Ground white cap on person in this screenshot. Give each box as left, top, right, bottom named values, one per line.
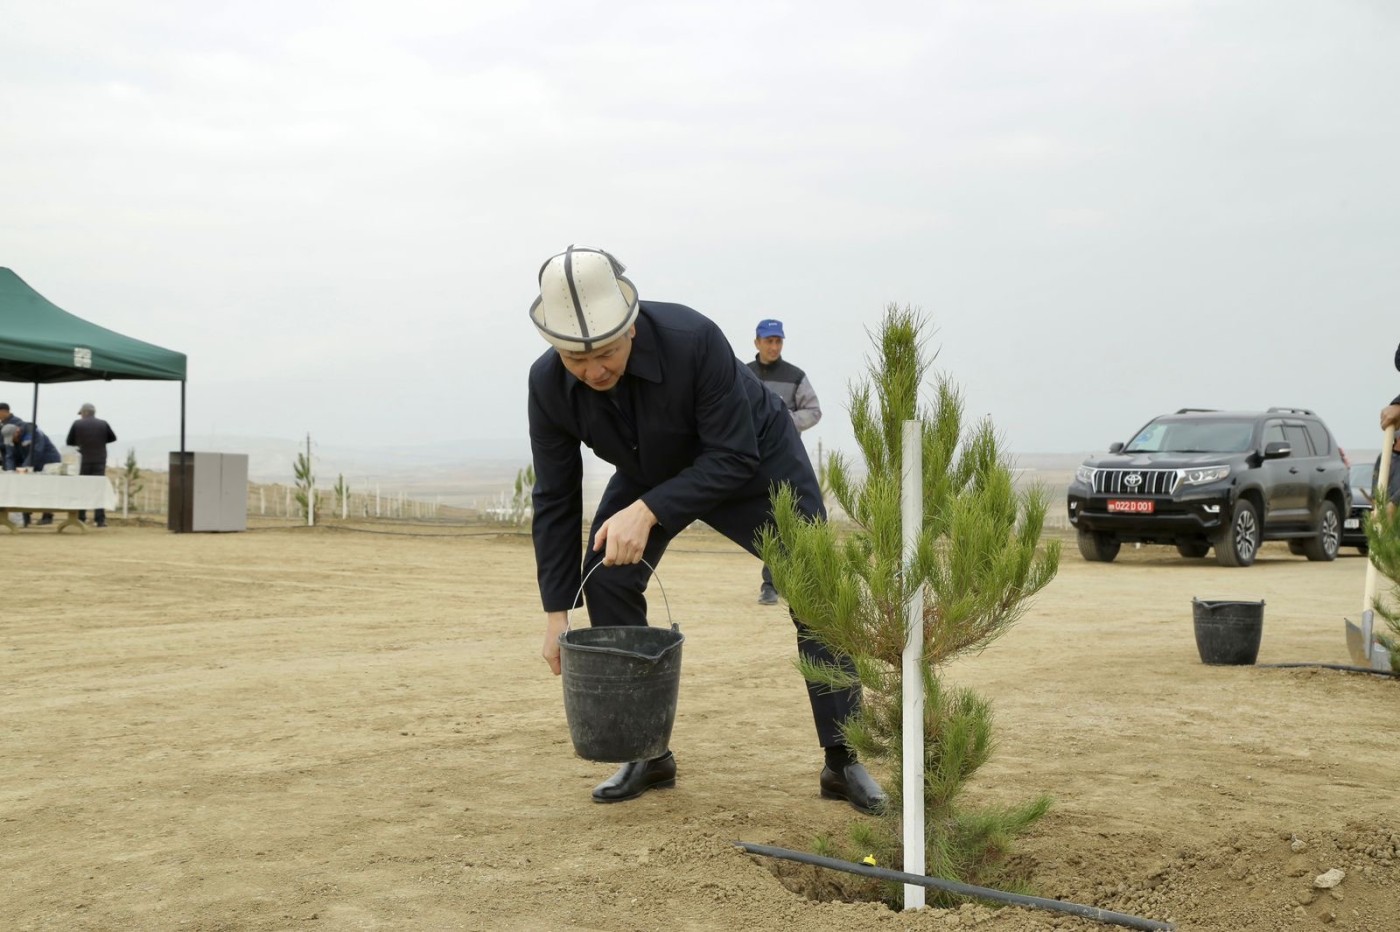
left=529, top=245, right=639, bottom=353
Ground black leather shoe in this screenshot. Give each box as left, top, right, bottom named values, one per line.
left=592, top=751, right=677, bottom=803
left=820, top=762, right=888, bottom=814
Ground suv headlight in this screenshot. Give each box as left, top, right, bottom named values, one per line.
left=1179, top=465, right=1231, bottom=486
left=1075, top=465, right=1096, bottom=485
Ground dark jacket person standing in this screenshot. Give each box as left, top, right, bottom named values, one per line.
left=67, top=403, right=116, bottom=527
left=527, top=245, right=885, bottom=812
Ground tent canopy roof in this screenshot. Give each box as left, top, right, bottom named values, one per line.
left=0, top=267, right=187, bottom=383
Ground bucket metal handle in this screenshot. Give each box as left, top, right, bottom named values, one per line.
left=567, top=557, right=674, bottom=631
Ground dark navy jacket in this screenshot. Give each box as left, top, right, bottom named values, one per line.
left=528, top=301, right=816, bottom=612
left=9, top=424, right=62, bottom=470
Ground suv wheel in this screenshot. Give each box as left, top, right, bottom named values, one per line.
left=1077, top=530, right=1121, bottom=563
left=1287, top=540, right=1306, bottom=556
left=1176, top=540, right=1210, bottom=558
left=1215, top=500, right=1260, bottom=567
left=1302, top=501, right=1340, bottom=562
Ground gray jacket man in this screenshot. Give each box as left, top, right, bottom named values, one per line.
left=747, top=318, right=821, bottom=433
left=746, top=318, right=821, bottom=604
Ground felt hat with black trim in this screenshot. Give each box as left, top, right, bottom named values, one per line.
left=529, top=245, right=639, bottom=352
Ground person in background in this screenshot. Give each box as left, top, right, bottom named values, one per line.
left=1381, top=401, right=1399, bottom=433
left=746, top=318, right=822, bottom=605
left=0, top=403, right=23, bottom=472
left=1375, top=430, right=1400, bottom=508
left=1382, top=340, right=1400, bottom=431
left=1377, top=342, right=1400, bottom=510
left=527, top=245, right=886, bottom=814
left=2, top=422, right=60, bottom=526
left=67, top=403, right=117, bottom=528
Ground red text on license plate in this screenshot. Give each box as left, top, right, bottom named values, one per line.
left=1107, top=499, right=1154, bottom=514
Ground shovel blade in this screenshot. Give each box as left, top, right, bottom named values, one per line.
left=1344, top=617, right=1369, bottom=666
left=1346, top=611, right=1392, bottom=671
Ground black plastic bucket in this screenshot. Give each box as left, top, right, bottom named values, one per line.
left=1192, top=598, right=1265, bottom=665
left=559, top=624, right=684, bottom=762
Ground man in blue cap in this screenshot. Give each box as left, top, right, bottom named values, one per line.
left=747, top=318, right=822, bottom=605
left=526, top=245, right=886, bottom=814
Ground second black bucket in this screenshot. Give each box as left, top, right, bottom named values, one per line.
left=1192, top=598, right=1265, bottom=665
left=559, top=624, right=684, bottom=762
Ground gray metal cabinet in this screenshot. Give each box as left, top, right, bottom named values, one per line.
left=169, top=452, right=248, bottom=532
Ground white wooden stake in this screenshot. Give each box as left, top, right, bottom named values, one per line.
left=901, top=419, right=926, bottom=910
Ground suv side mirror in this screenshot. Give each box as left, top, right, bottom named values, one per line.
left=1108, top=442, right=1124, bottom=454
left=1263, top=441, right=1291, bottom=459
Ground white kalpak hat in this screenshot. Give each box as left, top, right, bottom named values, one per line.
left=528, top=245, right=639, bottom=352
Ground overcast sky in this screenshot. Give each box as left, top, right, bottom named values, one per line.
left=3, top=0, right=1398, bottom=476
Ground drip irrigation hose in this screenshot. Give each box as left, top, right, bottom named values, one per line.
left=734, top=841, right=1175, bottom=932
left=1256, top=662, right=1400, bottom=679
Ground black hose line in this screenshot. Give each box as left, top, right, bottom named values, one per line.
left=734, top=841, right=1175, bottom=932
left=1256, top=662, right=1400, bottom=679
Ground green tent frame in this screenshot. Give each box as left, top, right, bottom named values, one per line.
left=0, top=266, right=189, bottom=452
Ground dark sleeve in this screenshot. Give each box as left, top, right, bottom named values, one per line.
left=106, top=425, right=117, bottom=443
left=66, top=424, right=77, bottom=446
left=639, top=324, right=761, bottom=528
left=528, top=382, right=585, bottom=613
left=1392, top=393, right=1400, bottom=406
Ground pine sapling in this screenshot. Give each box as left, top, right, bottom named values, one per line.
left=759, top=305, right=1060, bottom=904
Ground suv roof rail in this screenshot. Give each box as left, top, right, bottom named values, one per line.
left=1174, top=408, right=1219, bottom=414
left=1266, top=406, right=1315, bottom=415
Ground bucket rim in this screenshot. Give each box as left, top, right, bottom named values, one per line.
left=559, top=624, right=684, bottom=662
left=1192, top=597, right=1266, bottom=608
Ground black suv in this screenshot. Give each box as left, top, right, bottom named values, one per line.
left=1066, top=408, right=1351, bottom=567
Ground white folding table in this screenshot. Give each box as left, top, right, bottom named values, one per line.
left=0, top=473, right=118, bottom=533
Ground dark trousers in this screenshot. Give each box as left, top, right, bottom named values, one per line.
left=77, top=461, right=107, bottom=525
left=579, top=472, right=859, bottom=748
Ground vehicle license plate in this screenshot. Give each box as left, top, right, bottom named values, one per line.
left=1107, top=500, right=1154, bottom=514
left=1344, top=518, right=1360, bottom=529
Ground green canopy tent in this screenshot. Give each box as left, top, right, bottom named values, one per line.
left=0, top=267, right=189, bottom=522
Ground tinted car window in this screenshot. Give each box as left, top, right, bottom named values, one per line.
left=1304, top=421, right=1332, bottom=455
left=1125, top=418, right=1255, bottom=453
left=1283, top=424, right=1313, bottom=455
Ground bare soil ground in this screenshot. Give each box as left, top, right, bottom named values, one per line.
left=4, top=522, right=1397, bottom=931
